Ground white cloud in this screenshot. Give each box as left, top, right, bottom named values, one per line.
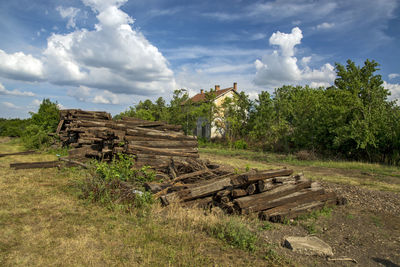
left=388, top=73, right=400, bottom=80
left=0, top=0, right=175, bottom=97
left=269, top=27, right=302, bottom=57
left=0, top=83, right=35, bottom=97
left=315, top=22, right=335, bottom=30
left=56, top=6, right=80, bottom=29
left=31, top=99, right=41, bottom=107
left=254, top=27, right=336, bottom=88
left=2, top=102, right=19, bottom=109
left=383, top=81, right=400, bottom=101
left=67, top=86, right=133, bottom=105
left=0, top=49, right=44, bottom=81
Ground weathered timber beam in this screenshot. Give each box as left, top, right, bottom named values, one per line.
left=233, top=180, right=312, bottom=209
left=10, top=161, right=60, bottom=169
left=0, top=150, right=36, bottom=158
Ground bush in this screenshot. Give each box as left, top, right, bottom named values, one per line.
left=79, top=154, right=155, bottom=212
left=20, top=99, right=60, bottom=149
left=21, top=124, right=52, bottom=149
left=233, top=139, right=248, bottom=150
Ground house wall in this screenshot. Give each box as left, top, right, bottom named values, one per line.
left=193, top=90, right=238, bottom=139
left=211, top=90, right=236, bottom=139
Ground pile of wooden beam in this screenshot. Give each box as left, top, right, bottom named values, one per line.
left=53, top=109, right=343, bottom=222
left=155, top=168, right=342, bottom=223
left=56, top=109, right=198, bottom=168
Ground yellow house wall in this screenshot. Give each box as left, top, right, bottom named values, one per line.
left=211, top=90, right=237, bottom=138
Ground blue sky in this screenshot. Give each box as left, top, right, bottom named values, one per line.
left=0, top=0, right=399, bottom=118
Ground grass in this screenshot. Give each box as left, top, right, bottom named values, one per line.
left=0, top=138, right=285, bottom=266
left=199, top=147, right=400, bottom=192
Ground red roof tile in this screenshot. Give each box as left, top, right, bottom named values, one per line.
left=190, top=87, right=234, bottom=103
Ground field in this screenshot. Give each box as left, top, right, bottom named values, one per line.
left=1, top=138, right=399, bottom=266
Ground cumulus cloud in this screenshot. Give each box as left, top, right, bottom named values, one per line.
left=269, top=27, right=302, bottom=57
left=56, top=6, right=80, bottom=29
left=0, top=49, right=44, bottom=81
left=0, top=83, right=35, bottom=96
left=67, top=86, right=133, bottom=105
left=388, top=73, right=400, bottom=80
left=254, top=27, right=336, bottom=88
left=0, top=0, right=175, bottom=97
left=383, top=81, right=400, bottom=101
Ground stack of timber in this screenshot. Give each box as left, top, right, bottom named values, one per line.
left=56, top=109, right=198, bottom=168
left=54, top=109, right=343, bottom=222
left=156, top=168, right=344, bottom=223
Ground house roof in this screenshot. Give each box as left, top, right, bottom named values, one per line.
left=189, top=87, right=236, bottom=103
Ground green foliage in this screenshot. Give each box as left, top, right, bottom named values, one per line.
left=0, top=118, right=31, bottom=137
left=207, top=217, right=258, bottom=252
left=232, top=139, right=248, bottom=150
left=21, top=124, right=52, bottom=149
left=219, top=91, right=252, bottom=143
left=19, top=98, right=60, bottom=149
left=79, top=154, right=155, bottom=212
left=114, top=58, right=400, bottom=165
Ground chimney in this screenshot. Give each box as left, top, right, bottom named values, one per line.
left=233, top=82, right=237, bottom=91
left=200, top=89, right=204, bottom=94
left=215, top=85, right=220, bottom=91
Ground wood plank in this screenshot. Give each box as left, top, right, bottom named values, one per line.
left=231, top=189, right=247, bottom=198
left=246, top=183, right=257, bottom=195
left=257, top=179, right=274, bottom=192
left=56, top=119, right=64, bottom=134
left=183, top=196, right=213, bottom=208
left=0, top=150, right=36, bottom=158
left=261, top=196, right=337, bottom=222
left=126, top=145, right=199, bottom=158
left=259, top=191, right=337, bottom=218
left=127, top=140, right=198, bottom=148
left=231, top=169, right=293, bottom=186
left=181, top=177, right=233, bottom=201
left=126, top=128, right=196, bottom=141
left=233, top=180, right=312, bottom=210
left=243, top=187, right=325, bottom=214
left=10, top=161, right=60, bottom=169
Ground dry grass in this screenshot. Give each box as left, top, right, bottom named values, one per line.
left=0, top=138, right=285, bottom=267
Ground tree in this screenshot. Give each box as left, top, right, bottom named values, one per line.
left=332, top=59, right=393, bottom=160
left=220, top=91, right=251, bottom=143
left=22, top=99, right=60, bottom=149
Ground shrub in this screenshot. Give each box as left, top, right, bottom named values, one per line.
left=232, top=139, right=248, bottom=150
left=79, top=154, right=155, bottom=212
left=21, top=124, right=52, bottom=149
left=20, top=99, right=60, bottom=149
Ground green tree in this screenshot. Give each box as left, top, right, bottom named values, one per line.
left=22, top=98, right=60, bottom=149
left=332, top=59, right=394, bottom=160
left=220, top=91, right=251, bottom=143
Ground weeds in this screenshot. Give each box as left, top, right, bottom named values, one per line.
left=263, top=244, right=289, bottom=266
left=206, top=217, right=258, bottom=252
left=79, top=154, right=155, bottom=212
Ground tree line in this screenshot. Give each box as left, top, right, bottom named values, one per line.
left=116, top=59, right=400, bottom=165
left=0, top=59, right=398, bottom=164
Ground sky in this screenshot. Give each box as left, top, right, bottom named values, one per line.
left=0, top=0, right=399, bottom=118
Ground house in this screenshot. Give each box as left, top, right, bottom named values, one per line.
left=189, top=82, right=240, bottom=139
